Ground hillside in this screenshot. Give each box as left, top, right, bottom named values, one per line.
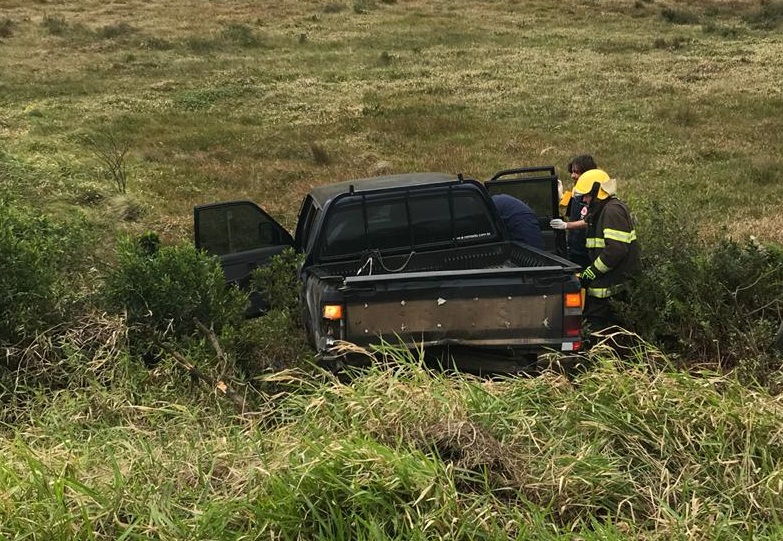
left=2, top=0, right=782, bottom=241
left=2, top=1, right=783, bottom=539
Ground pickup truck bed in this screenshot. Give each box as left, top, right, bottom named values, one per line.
left=305, top=242, right=581, bottom=358
left=309, top=241, right=570, bottom=278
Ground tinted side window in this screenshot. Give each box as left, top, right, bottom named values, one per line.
left=295, top=197, right=319, bottom=251
left=197, top=204, right=285, bottom=256
left=485, top=179, right=553, bottom=218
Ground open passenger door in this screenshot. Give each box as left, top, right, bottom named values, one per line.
left=194, top=201, right=294, bottom=314
left=484, top=165, right=566, bottom=257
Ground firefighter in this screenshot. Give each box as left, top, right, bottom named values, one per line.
left=572, top=169, right=641, bottom=334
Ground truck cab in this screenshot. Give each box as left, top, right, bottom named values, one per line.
left=194, top=166, right=566, bottom=287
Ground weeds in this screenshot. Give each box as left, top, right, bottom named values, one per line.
left=84, top=129, right=130, bottom=194
left=0, top=17, right=14, bottom=39
left=660, top=7, right=700, bottom=25
left=743, top=0, right=783, bottom=29
left=4, top=330, right=783, bottom=538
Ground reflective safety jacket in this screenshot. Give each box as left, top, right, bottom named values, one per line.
left=584, top=197, right=641, bottom=299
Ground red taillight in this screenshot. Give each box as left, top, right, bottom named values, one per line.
left=564, top=290, right=582, bottom=350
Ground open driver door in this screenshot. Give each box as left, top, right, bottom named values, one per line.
left=484, top=165, right=566, bottom=258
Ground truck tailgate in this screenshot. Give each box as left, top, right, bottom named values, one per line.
left=340, top=270, right=569, bottom=348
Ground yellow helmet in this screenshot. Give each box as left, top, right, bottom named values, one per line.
left=573, top=169, right=614, bottom=200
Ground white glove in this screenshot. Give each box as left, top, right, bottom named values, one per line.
left=550, top=218, right=568, bottom=230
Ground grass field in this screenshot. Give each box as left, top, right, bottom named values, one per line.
left=2, top=0, right=783, bottom=539
left=2, top=0, right=782, bottom=240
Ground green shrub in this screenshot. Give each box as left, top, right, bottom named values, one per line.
left=221, top=309, right=312, bottom=378
left=221, top=23, right=263, bottom=48
left=0, top=199, right=92, bottom=346
left=743, top=0, right=783, bottom=30
left=250, top=247, right=304, bottom=314
left=102, top=232, right=247, bottom=345
left=616, top=200, right=783, bottom=378
left=0, top=18, right=14, bottom=39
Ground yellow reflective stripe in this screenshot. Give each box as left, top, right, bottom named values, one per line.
left=585, top=237, right=605, bottom=248
left=587, top=284, right=624, bottom=298
left=594, top=256, right=611, bottom=273
left=604, top=228, right=636, bottom=243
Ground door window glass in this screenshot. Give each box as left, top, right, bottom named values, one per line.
left=197, top=204, right=285, bottom=256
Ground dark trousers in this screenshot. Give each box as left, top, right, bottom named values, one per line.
left=583, top=293, right=639, bottom=355
left=583, top=295, right=621, bottom=334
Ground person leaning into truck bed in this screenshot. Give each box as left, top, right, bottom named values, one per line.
left=491, top=194, right=545, bottom=250
left=573, top=169, right=641, bottom=333
left=550, top=154, right=597, bottom=269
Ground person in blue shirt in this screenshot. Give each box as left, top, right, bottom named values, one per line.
left=491, top=194, right=545, bottom=250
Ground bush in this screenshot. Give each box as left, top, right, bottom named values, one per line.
left=660, top=7, right=700, bottom=25
left=0, top=199, right=92, bottom=346
left=743, top=0, right=783, bottom=30
left=0, top=18, right=14, bottom=39
left=221, top=309, right=313, bottom=378
left=102, top=232, right=247, bottom=347
left=250, top=247, right=304, bottom=314
left=223, top=248, right=313, bottom=376
left=616, top=200, right=783, bottom=378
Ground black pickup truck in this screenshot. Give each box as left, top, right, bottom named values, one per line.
left=194, top=166, right=583, bottom=368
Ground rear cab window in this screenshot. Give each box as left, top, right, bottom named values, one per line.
left=318, top=183, right=499, bottom=260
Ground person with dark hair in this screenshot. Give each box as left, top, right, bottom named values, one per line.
left=491, top=194, right=545, bottom=250
left=550, top=154, right=597, bottom=269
